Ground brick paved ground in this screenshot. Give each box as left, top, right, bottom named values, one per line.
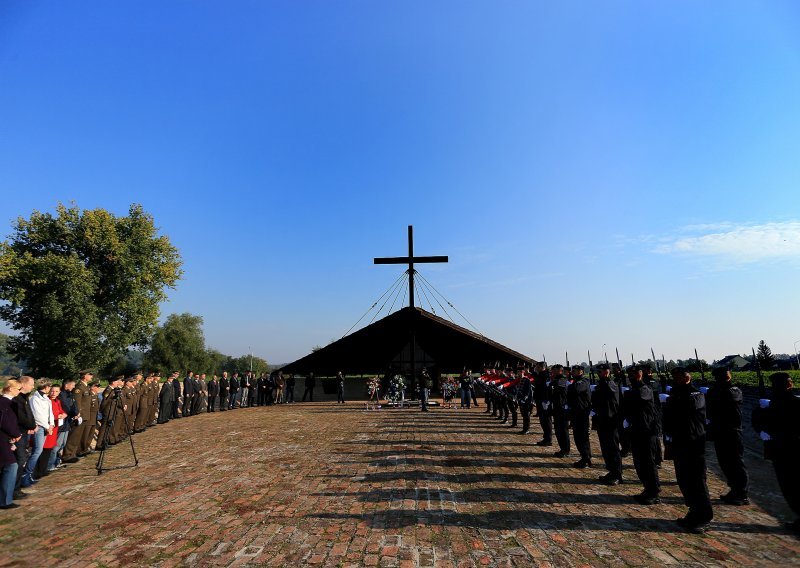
left=1, top=402, right=799, bottom=567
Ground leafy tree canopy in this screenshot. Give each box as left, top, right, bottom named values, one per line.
left=0, top=203, right=182, bottom=377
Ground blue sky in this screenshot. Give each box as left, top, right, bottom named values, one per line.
left=1, top=1, right=799, bottom=365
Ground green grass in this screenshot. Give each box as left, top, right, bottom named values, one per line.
left=729, top=370, right=799, bottom=388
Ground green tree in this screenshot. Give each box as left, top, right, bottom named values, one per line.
left=756, top=340, right=775, bottom=370
left=0, top=332, right=24, bottom=376
left=144, top=313, right=208, bottom=374
left=0, top=203, right=182, bottom=377
left=225, top=354, right=270, bottom=376
left=205, top=349, right=231, bottom=375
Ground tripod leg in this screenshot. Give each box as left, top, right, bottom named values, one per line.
left=120, top=400, right=139, bottom=466
left=96, top=398, right=119, bottom=475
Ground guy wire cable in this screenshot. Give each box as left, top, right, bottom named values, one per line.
left=417, top=271, right=484, bottom=336
left=341, top=271, right=407, bottom=338
left=368, top=272, right=408, bottom=326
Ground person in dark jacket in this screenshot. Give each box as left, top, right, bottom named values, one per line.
left=182, top=372, right=195, bottom=417
left=623, top=366, right=660, bottom=504
left=12, top=376, right=36, bottom=492
left=549, top=365, right=570, bottom=457
left=752, top=372, right=800, bottom=535
left=302, top=373, right=316, bottom=402
left=517, top=371, right=534, bottom=435
left=207, top=375, right=219, bottom=412
left=219, top=372, right=229, bottom=411
left=157, top=373, right=176, bottom=423
left=664, top=367, right=713, bottom=533
left=707, top=367, right=749, bottom=505
left=533, top=362, right=553, bottom=447
left=591, top=363, right=623, bottom=485
left=229, top=373, right=240, bottom=409
left=171, top=374, right=182, bottom=419
left=1, top=379, right=23, bottom=509
left=642, top=365, right=663, bottom=466
left=567, top=365, right=592, bottom=468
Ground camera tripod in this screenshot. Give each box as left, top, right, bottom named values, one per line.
left=95, top=388, right=139, bottom=475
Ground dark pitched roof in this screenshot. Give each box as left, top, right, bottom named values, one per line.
left=280, top=306, right=534, bottom=375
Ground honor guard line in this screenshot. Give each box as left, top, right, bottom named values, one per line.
left=374, top=225, right=448, bottom=387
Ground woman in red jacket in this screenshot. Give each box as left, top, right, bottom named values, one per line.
left=38, top=385, right=66, bottom=477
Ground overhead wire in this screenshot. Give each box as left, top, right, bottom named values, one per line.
left=341, top=271, right=408, bottom=338
left=368, top=272, right=408, bottom=326
left=416, top=271, right=484, bottom=336
left=386, top=271, right=409, bottom=316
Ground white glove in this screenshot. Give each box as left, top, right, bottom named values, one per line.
left=542, top=402, right=550, bottom=410
left=760, top=431, right=771, bottom=441
left=623, top=419, right=630, bottom=429
left=666, top=386, right=672, bottom=393
left=759, top=399, right=771, bottom=409
left=621, top=387, right=630, bottom=393
left=590, top=385, right=597, bottom=392
left=564, top=405, right=569, bottom=410
left=659, top=394, right=669, bottom=403
left=664, top=435, right=672, bottom=443
left=590, top=410, right=596, bottom=417
left=699, top=387, right=709, bottom=394
left=705, top=419, right=711, bottom=425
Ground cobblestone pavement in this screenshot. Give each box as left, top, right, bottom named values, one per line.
left=1, top=402, right=799, bottom=567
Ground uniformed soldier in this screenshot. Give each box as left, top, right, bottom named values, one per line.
left=118, top=376, right=137, bottom=440
left=62, top=370, right=93, bottom=462
left=134, top=374, right=151, bottom=432
left=642, top=364, right=663, bottom=467
left=148, top=373, right=160, bottom=426
left=623, top=366, right=660, bottom=504
left=549, top=365, right=570, bottom=457
left=80, top=380, right=100, bottom=454
left=567, top=365, right=592, bottom=468
left=663, top=367, right=713, bottom=533
left=752, top=372, right=800, bottom=535
left=591, top=363, right=623, bottom=485
left=517, top=370, right=534, bottom=435
left=97, top=376, right=125, bottom=450
left=613, top=363, right=631, bottom=458
left=533, top=362, right=553, bottom=447
left=706, top=367, right=749, bottom=505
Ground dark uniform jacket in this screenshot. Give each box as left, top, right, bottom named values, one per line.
left=663, top=383, right=706, bottom=445
left=229, top=376, right=240, bottom=394
left=59, top=390, right=79, bottom=431
left=208, top=379, right=220, bottom=397
left=516, top=377, right=533, bottom=405
left=706, top=382, right=743, bottom=439
left=171, top=378, right=182, bottom=399
left=622, top=382, right=658, bottom=438
left=13, top=392, right=36, bottom=431
left=753, top=389, right=800, bottom=452
left=304, top=375, right=316, bottom=389
left=548, top=376, right=570, bottom=416
left=566, top=378, right=591, bottom=419
left=591, top=379, right=620, bottom=428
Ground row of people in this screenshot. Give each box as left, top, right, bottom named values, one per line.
left=0, top=368, right=327, bottom=510
left=477, top=363, right=799, bottom=535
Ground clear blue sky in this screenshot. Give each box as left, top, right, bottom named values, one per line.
left=1, top=1, right=799, bottom=365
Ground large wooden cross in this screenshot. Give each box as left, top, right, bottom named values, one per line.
left=374, top=225, right=448, bottom=309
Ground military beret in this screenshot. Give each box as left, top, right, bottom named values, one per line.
left=596, top=363, right=610, bottom=370
left=552, top=364, right=563, bottom=370
left=78, top=369, right=95, bottom=376
left=571, top=365, right=583, bottom=371
left=671, top=366, right=687, bottom=375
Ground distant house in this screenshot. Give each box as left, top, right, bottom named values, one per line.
left=714, top=355, right=752, bottom=371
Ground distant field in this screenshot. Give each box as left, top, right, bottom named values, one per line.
left=729, top=370, right=800, bottom=388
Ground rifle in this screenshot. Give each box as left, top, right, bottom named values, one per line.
left=631, top=353, right=635, bottom=367
left=588, top=350, right=595, bottom=385
left=695, top=348, right=706, bottom=385
left=652, top=348, right=669, bottom=394
left=753, top=346, right=765, bottom=397
left=565, top=351, right=570, bottom=372
left=615, top=347, right=623, bottom=369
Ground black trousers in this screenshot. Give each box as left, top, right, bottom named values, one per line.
left=632, top=434, right=660, bottom=495
left=520, top=403, right=532, bottom=432
left=597, top=425, right=622, bottom=478
left=258, top=388, right=267, bottom=406
left=172, top=400, right=181, bottom=418
left=553, top=412, right=570, bottom=453
left=182, top=395, right=192, bottom=416
left=302, top=387, right=314, bottom=401
left=207, top=395, right=217, bottom=412
left=536, top=402, right=552, bottom=442
left=673, top=438, right=713, bottom=524
left=508, top=401, right=518, bottom=426
left=772, top=443, right=800, bottom=516
left=572, top=413, right=591, bottom=461
left=714, top=434, right=749, bottom=496
left=285, top=386, right=294, bottom=403
left=219, top=393, right=228, bottom=411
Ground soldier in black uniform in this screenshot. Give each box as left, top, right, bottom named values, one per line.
left=591, top=363, right=623, bottom=485
left=706, top=367, right=749, bottom=505
left=567, top=365, right=592, bottom=468
left=549, top=365, right=570, bottom=457
left=613, top=363, right=631, bottom=458
left=533, top=362, right=552, bottom=447
left=752, top=372, right=800, bottom=535
left=517, top=371, right=534, bottom=435
left=642, top=364, right=663, bottom=467
left=505, top=373, right=518, bottom=427
left=664, top=367, right=713, bottom=533
left=623, top=366, right=661, bottom=504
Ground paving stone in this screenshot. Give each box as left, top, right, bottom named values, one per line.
left=0, top=403, right=798, bottom=566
